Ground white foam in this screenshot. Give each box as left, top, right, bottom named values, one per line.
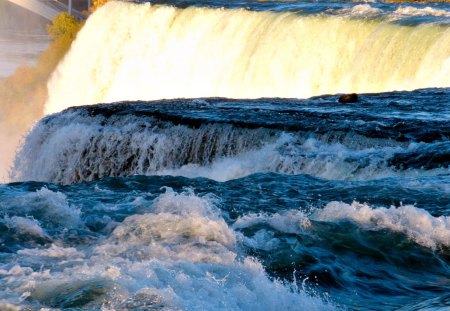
left=0, top=189, right=336, bottom=310
left=0, top=301, right=20, bottom=311
left=233, top=210, right=311, bottom=235
left=160, top=136, right=447, bottom=182
left=158, top=133, right=294, bottom=181
left=233, top=210, right=313, bottom=252
left=14, top=116, right=448, bottom=184
left=99, top=188, right=237, bottom=264
left=18, top=244, right=85, bottom=259
left=12, top=115, right=275, bottom=184
left=314, top=201, right=450, bottom=249
left=394, top=6, right=450, bottom=18
left=3, top=216, right=48, bottom=238
left=232, top=201, right=450, bottom=251
left=338, top=4, right=382, bottom=16
left=240, top=229, right=282, bottom=252
left=5, top=187, right=82, bottom=228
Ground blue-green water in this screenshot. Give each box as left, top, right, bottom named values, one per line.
left=1, top=88, right=449, bottom=310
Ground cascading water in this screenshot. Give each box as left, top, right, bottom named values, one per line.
left=2, top=1, right=450, bottom=310
left=45, top=1, right=450, bottom=114
left=13, top=91, right=449, bottom=184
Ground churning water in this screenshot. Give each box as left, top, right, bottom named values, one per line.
left=1, top=0, right=449, bottom=310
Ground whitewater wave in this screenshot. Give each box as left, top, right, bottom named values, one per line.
left=235, top=202, right=450, bottom=250
left=97, top=188, right=237, bottom=264
left=0, top=187, right=81, bottom=228
left=2, top=216, right=48, bottom=240
left=394, top=6, right=450, bottom=18
left=339, top=4, right=450, bottom=19
left=0, top=188, right=336, bottom=310
left=14, top=121, right=447, bottom=184
left=314, top=201, right=450, bottom=249
left=12, top=100, right=449, bottom=184
left=336, top=4, right=382, bottom=17
left=18, top=244, right=85, bottom=259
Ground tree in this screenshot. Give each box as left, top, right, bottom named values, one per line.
left=47, top=12, right=81, bottom=41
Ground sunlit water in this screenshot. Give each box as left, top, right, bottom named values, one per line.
left=1, top=0, right=449, bottom=310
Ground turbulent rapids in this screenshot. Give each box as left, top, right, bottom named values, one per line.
left=2, top=0, right=450, bottom=310
left=7, top=87, right=449, bottom=309
left=13, top=90, right=450, bottom=184
left=46, top=1, right=450, bottom=113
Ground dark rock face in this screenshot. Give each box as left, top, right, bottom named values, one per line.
left=339, top=93, right=359, bottom=103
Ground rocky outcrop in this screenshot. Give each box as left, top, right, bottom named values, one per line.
left=339, top=93, right=359, bottom=103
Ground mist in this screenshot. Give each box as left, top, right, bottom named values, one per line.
left=0, top=0, right=50, bottom=182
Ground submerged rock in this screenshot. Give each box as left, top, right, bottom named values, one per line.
left=339, top=93, right=359, bottom=103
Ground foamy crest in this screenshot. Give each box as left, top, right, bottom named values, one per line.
left=0, top=301, right=20, bottom=311
left=314, top=201, right=450, bottom=249
left=99, top=188, right=237, bottom=264
left=233, top=210, right=313, bottom=251
left=394, top=6, right=450, bottom=18
left=12, top=113, right=276, bottom=184
left=18, top=244, right=85, bottom=259
left=1, top=187, right=81, bottom=228
left=14, top=112, right=447, bottom=184
left=0, top=189, right=336, bottom=310
left=232, top=201, right=450, bottom=251
left=160, top=136, right=446, bottom=182
left=233, top=210, right=311, bottom=234
left=338, top=4, right=382, bottom=17
left=159, top=133, right=294, bottom=181
left=3, top=216, right=48, bottom=239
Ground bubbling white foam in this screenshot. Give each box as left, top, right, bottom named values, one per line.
left=338, top=4, right=382, bottom=17
left=3, top=216, right=48, bottom=239
left=1, top=187, right=82, bottom=228
left=314, top=201, right=450, bottom=249
left=0, top=188, right=336, bottom=310
left=233, top=201, right=450, bottom=250
left=394, top=6, right=450, bottom=18
left=18, top=244, right=85, bottom=259
left=98, top=188, right=237, bottom=264
left=159, top=135, right=447, bottom=182
left=233, top=210, right=312, bottom=235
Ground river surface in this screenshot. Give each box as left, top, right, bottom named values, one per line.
left=1, top=1, right=449, bottom=310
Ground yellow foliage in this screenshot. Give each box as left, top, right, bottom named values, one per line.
left=47, top=12, right=82, bottom=41
left=91, top=0, right=110, bottom=13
